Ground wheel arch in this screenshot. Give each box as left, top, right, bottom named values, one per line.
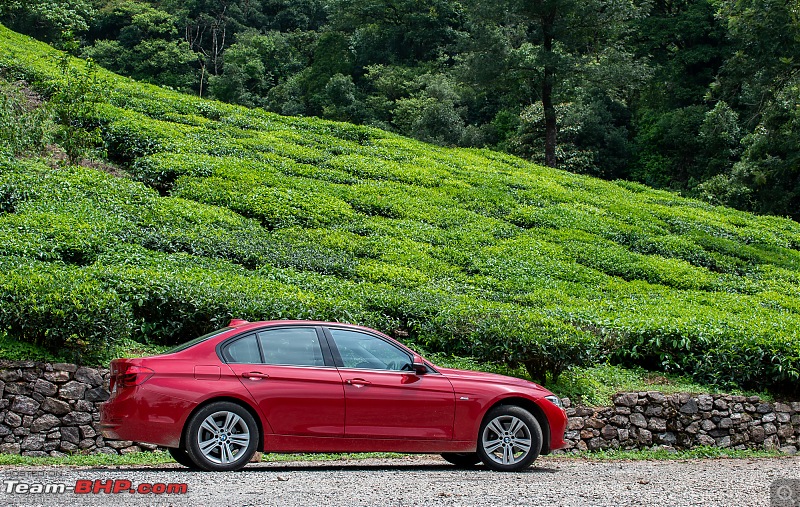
left=484, top=397, right=552, bottom=455
left=179, top=396, right=266, bottom=452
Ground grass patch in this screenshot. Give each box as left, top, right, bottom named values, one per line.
left=424, top=354, right=771, bottom=407
left=0, top=331, right=64, bottom=363
left=0, top=451, right=175, bottom=467
left=0, top=448, right=787, bottom=468
left=0, top=452, right=407, bottom=467
left=548, top=364, right=773, bottom=407
left=105, top=338, right=171, bottom=362
left=556, top=446, right=786, bottom=461
left=0, top=333, right=169, bottom=366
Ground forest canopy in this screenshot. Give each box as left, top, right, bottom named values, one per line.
left=1, top=0, right=799, bottom=220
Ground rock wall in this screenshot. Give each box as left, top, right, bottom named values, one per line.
left=0, top=361, right=797, bottom=457
left=558, top=392, right=800, bottom=455
left=0, top=361, right=150, bottom=457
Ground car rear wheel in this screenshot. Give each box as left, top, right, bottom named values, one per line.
left=168, top=447, right=199, bottom=469
left=477, top=405, right=542, bottom=472
left=441, top=452, right=481, bottom=467
left=184, top=401, right=259, bottom=471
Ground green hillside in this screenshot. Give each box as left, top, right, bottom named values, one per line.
left=1, top=26, right=798, bottom=394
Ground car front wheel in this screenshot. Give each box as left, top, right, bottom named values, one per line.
left=477, top=405, right=542, bottom=472
left=184, top=401, right=259, bottom=471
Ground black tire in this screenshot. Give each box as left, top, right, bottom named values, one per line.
left=441, top=452, right=481, bottom=467
left=184, top=401, right=259, bottom=471
left=476, top=405, right=542, bottom=472
left=168, top=447, right=200, bottom=469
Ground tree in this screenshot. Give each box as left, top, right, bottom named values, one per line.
left=0, top=0, right=95, bottom=50
left=627, top=0, right=734, bottom=192
left=82, top=2, right=198, bottom=91
left=702, top=0, right=800, bottom=217
left=50, top=56, right=105, bottom=164
left=392, top=73, right=466, bottom=145
left=260, top=0, right=328, bottom=31
left=209, top=29, right=303, bottom=107
left=321, top=73, right=368, bottom=122
left=461, top=0, right=649, bottom=168
left=327, top=0, right=466, bottom=67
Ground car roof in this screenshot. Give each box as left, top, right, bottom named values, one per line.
left=226, top=320, right=393, bottom=339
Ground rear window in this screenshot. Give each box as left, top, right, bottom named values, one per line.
left=223, top=334, right=262, bottom=363
left=165, top=327, right=231, bottom=354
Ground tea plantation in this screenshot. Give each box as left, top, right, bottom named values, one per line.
left=1, top=26, right=799, bottom=394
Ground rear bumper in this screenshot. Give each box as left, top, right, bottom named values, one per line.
left=100, top=386, right=197, bottom=448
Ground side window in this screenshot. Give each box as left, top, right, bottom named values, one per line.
left=223, top=334, right=261, bottom=363
left=329, top=329, right=411, bottom=371
left=258, top=328, right=324, bottom=367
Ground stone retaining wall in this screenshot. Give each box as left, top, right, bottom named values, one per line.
left=557, top=392, right=800, bottom=455
left=0, top=361, right=151, bottom=457
left=0, top=361, right=797, bottom=457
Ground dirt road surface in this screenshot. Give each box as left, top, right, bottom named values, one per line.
left=0, top=455, right=798, bottom=507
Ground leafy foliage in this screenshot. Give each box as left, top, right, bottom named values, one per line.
left=2, top=0, right=800, bottom=219
left=0, top=28, right=799, bottom=394
left=50, top=56, right=105, bottom=164
left=0, top=77, right=52, bottom=157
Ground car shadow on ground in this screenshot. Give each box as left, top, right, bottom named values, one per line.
left=115, top=463, right=561, bottom=474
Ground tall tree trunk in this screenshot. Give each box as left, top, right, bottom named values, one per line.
left=542, top=12, right=557, bottom=168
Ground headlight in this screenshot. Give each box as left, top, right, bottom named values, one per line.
left=544, top=395, right=564, bottom=409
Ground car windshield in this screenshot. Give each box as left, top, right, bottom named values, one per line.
left=165, top=327, right=232, bottom=354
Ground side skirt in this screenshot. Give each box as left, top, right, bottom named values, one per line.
left=263, top=435, right=476, bottom=454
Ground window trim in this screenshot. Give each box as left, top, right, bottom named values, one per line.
left=216, top=325, right=336, bottom=368
left=220, top=333, right=262, bottom=364
left=256, top=327, right=328, bottom=368
left=323, top=325, right=435, bottom=373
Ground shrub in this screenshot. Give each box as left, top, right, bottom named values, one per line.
left=0, top=257, right=132, bottom=363
left=1, top=27, right=799, bottom=394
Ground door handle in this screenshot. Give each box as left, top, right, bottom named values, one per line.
left=242, top=372, right=269, bottom=380
left=345, top=378, right=371, bottom=387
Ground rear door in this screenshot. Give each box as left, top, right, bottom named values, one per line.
left=223, top=326, right=345, bottom=437
left=324, top=327, right=455, bottom=440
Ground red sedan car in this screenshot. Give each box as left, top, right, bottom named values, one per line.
left=100, top=320, right=567, bottom=472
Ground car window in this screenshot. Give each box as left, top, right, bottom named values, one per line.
left=224, top=334, right=261, bottom=363
left=258, top=327, right=324, bottom=367
left=329, top=329, right=411, bottom=371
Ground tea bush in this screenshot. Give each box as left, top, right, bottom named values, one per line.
left=1, top=25, right=799, bottom=393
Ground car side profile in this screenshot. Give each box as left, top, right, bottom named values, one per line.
left=100, top=320, right=567, bottom=472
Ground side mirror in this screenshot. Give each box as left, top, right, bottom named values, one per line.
left=411, top=354, right=427, bottom=375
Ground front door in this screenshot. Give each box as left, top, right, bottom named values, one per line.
left=325, top=327, right=455, bottom=440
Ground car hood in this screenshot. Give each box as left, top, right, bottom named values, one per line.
left=435, top=367, right=549, bottom=392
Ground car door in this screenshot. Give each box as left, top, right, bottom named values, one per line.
left=324, top=326, right=455, bottom=440
left=223, top=326, right=345, bottom=437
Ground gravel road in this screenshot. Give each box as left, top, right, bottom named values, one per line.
left=1, top=455, right=798, bottom=507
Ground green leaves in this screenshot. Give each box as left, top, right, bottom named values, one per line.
left=1, top=28, right=800, bottom=394
left=50, top=56, right=106, bottom=165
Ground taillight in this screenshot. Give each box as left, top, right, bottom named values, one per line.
left=111, top=365, right=154, bottom=392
